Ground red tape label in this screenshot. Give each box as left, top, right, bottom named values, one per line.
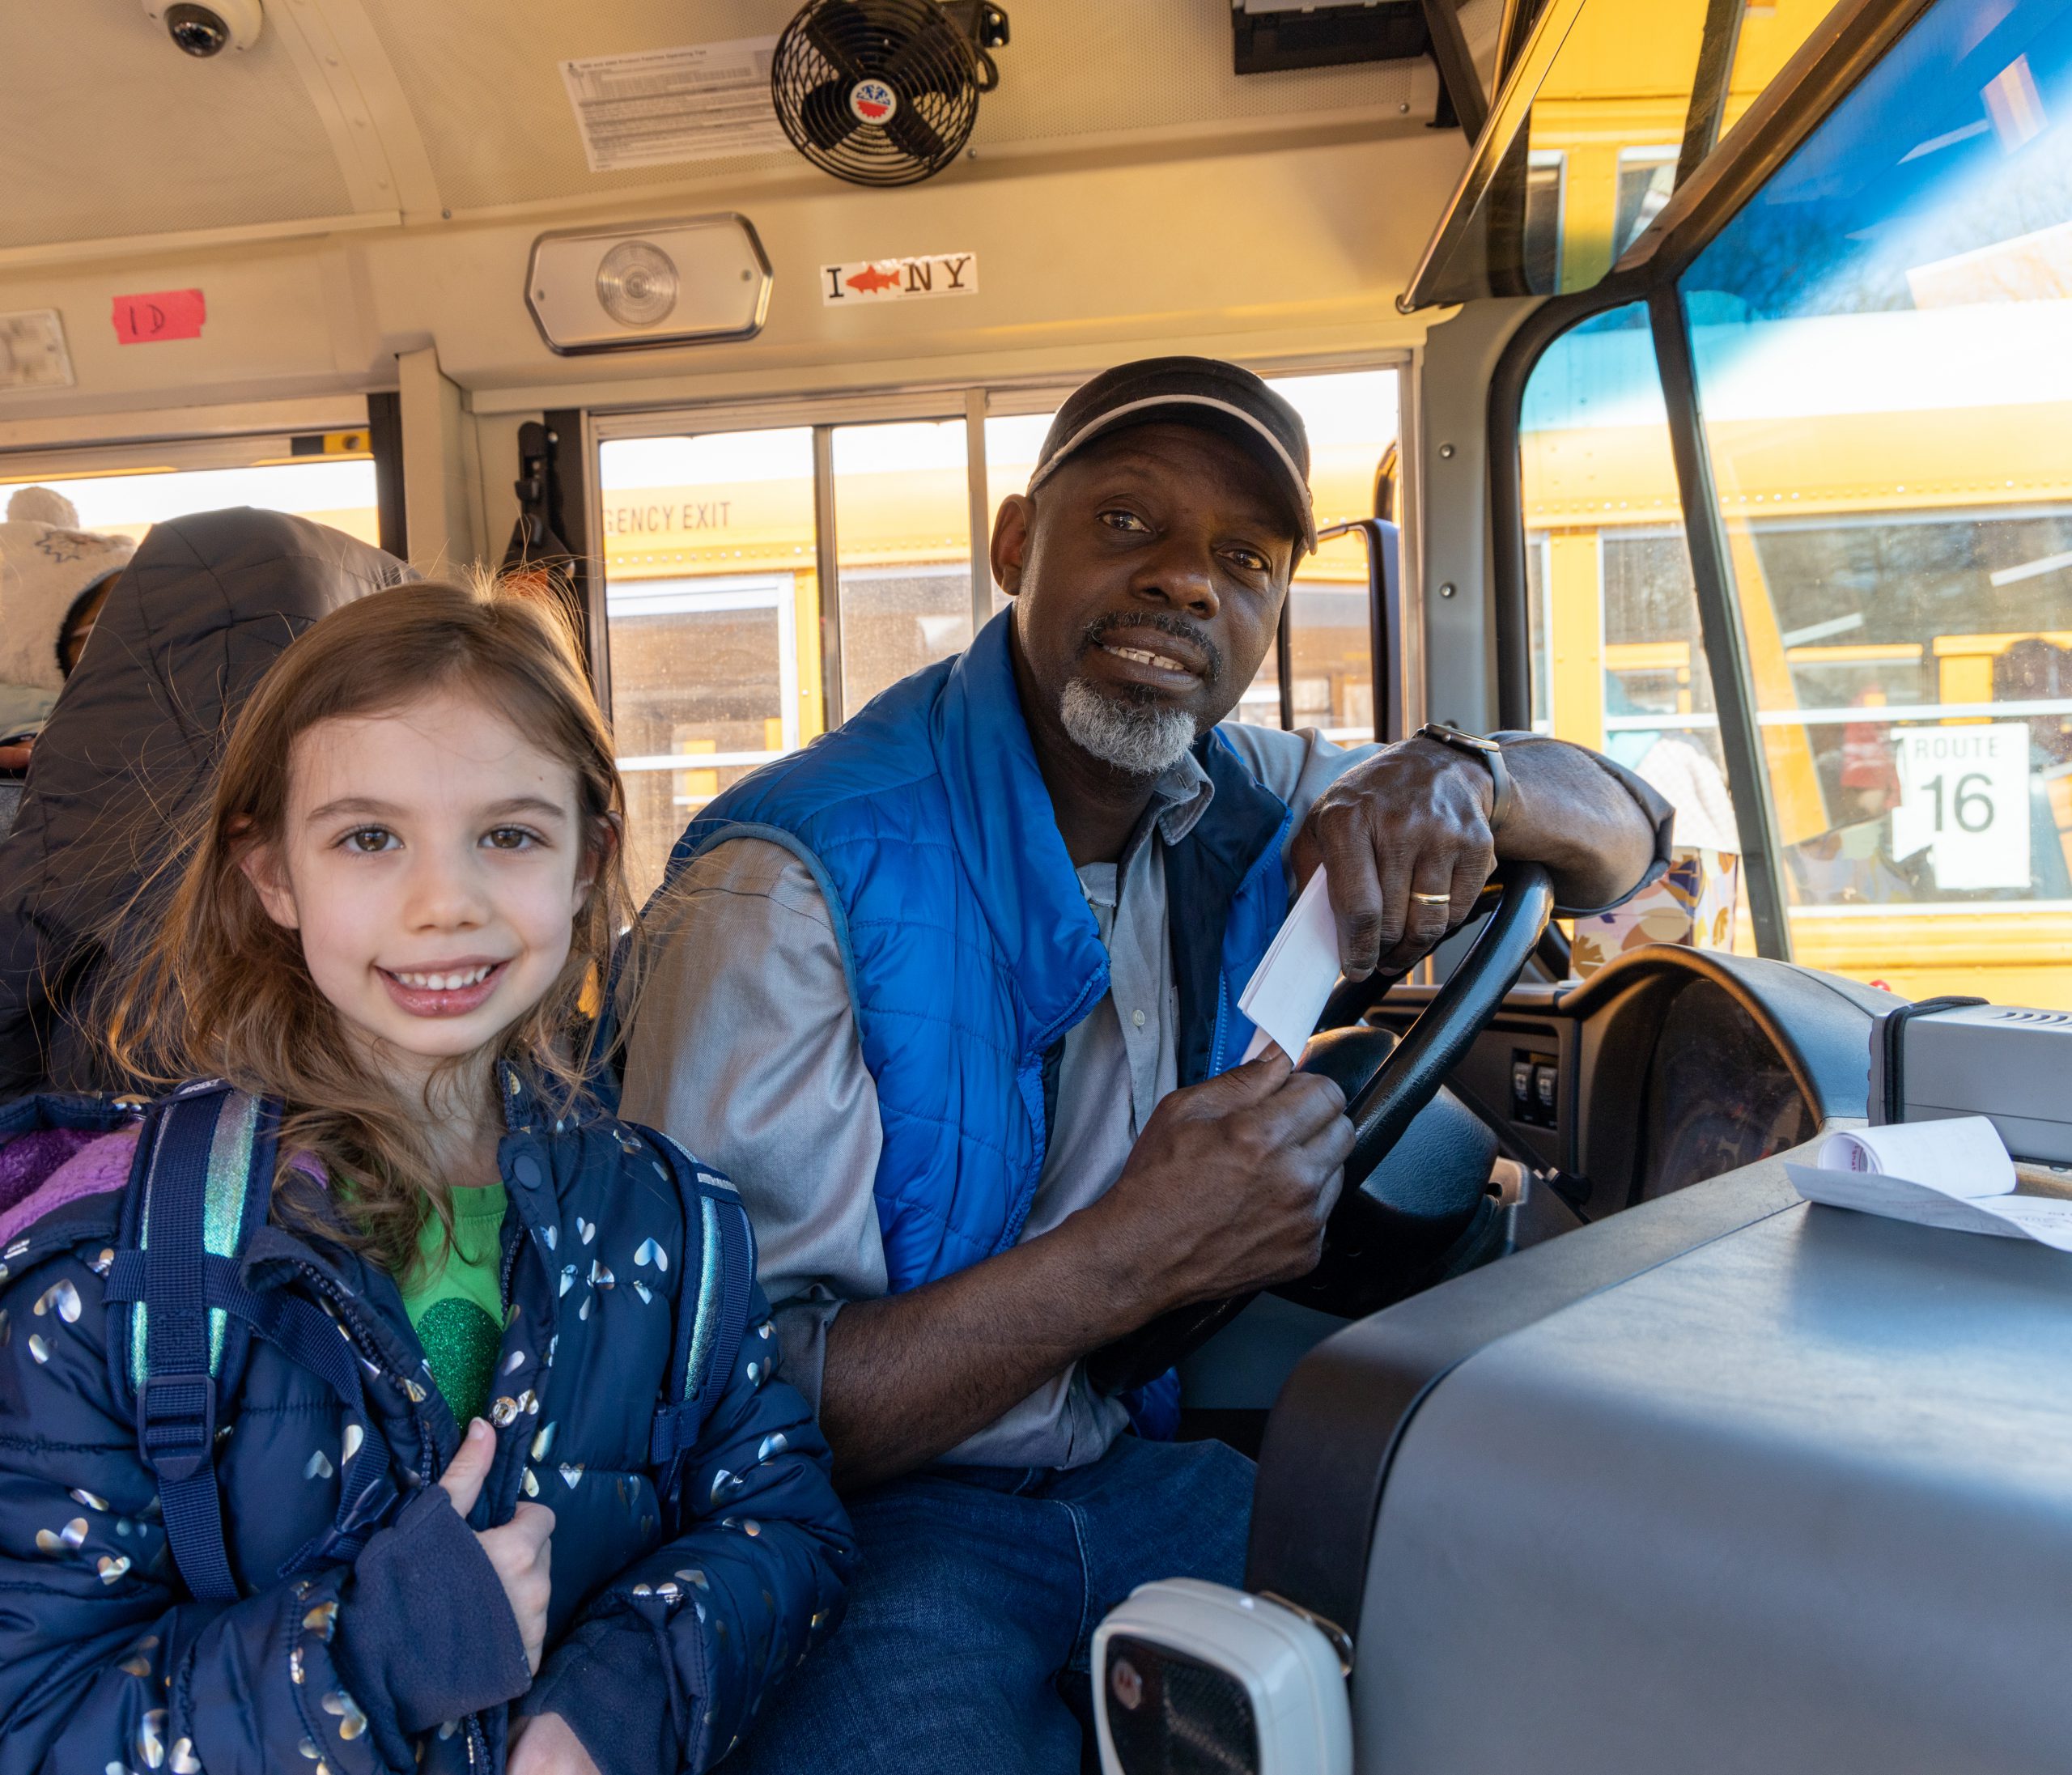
left=112, top=290, right=206, bottom=344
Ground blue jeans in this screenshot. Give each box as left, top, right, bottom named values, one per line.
left=728, top=1433, right=1256, bottom=1775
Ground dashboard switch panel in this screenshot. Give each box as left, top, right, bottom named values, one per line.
left=1514, top=1051, right=1558, bottom=1128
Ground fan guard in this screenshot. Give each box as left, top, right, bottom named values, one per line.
left=772, top=0, right=1002, bottom=189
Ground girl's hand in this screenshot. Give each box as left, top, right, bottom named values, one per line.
left=507, top=1711, right=601, bottom=1775
left=437, top=1417, right=555, bottom=1673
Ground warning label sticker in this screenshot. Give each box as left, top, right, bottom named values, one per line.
left=561, top=39, right=789, bottom=173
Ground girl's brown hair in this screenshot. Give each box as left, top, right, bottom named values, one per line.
left=102, top=575, right=634, bottom=1276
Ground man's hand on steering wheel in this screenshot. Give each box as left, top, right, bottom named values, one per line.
left=1293, top=735, right=1499, bottom=983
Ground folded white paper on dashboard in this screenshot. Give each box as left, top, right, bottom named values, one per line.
left=1785, top=1116, right=2072, bottom=1252
left=1239, top=865, right=1342, bottom=1064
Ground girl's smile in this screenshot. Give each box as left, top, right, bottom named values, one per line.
left=377, top=957, right=512, bottom=1017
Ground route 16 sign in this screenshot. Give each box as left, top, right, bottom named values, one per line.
left=1890, top=721, right=2032, bottom=891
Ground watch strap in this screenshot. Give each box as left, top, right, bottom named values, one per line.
left=1416, top=721, right=1514, bottom=833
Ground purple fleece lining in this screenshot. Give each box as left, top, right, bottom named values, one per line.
left=0, top=1127, right=325, bottom=1249
left=0, top=1129, right=97, bottom=1217
left=0, top=1127, right=139, bottom=1246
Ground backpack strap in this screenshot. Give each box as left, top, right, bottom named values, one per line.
left=103, top=1083, right=275, bottom=1603
left=643, top=1130, right=758, bottom=1493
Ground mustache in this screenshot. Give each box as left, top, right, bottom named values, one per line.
left=1078, top=610, right=1224, bottom=686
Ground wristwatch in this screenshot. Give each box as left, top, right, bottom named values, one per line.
left=1416, top=721, right=1514, bottom=833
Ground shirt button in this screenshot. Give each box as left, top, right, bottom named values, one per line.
left=1132, top=1009, right=1146, bottom=1029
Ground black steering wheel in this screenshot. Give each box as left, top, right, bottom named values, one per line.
left=1085, top=862, right=1556, bottom=1397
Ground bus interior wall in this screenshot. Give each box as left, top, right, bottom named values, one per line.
left=0, top=1, right=1490, bottom=587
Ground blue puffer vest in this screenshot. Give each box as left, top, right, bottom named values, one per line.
left=667, top=611, right=1292, bottom=1313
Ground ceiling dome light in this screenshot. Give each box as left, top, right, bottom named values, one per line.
left=596, top=240, right=679, bottom=329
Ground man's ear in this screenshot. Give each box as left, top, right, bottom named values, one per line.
left=239, top=840, right=301, bottom=931
left=990, top=495, right=1032, bottom=598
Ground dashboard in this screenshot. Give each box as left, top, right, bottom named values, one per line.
left=1369, top=946, right=1896, bottom=1220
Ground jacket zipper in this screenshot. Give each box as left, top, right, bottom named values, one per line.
left=498, top=1208, right=524, bottom=1317
left=281, top=1256, right=438, bottom=1487
left=286, top=1256, right=502, bottom=1768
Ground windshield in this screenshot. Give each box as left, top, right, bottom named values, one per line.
left=1675, top=0, right=2072, bottom=998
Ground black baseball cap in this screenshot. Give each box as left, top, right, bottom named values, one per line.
left=1028, top=357, right=1318, bottom=554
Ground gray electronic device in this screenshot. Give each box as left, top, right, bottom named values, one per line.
left=524, top=215, right=772, bottom=357
left=1238, top=1151, right=2072, bottom=1774
left=1870, top=1000, right=2072, bottom=1163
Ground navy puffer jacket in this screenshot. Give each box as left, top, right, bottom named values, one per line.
left=0, top=1074, right=856, bottom=1775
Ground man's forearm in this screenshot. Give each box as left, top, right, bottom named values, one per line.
left=814, top=1209, right=1148, bottom=1491
left=1494, top=737, right=1661, bottom=908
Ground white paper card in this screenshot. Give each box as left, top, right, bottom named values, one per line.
left=1785, top=1115, right=2072, bottom=1252
left=561, top=40, right=788, bottom=173
left=1239, top=867, right=1342, bottom=1064
left=0, top=310, right=73, bottom=390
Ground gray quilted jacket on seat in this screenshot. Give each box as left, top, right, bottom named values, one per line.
left=0, top=509, right=413, bottom=1094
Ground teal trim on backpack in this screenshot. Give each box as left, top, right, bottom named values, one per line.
left=128, top=1087, right=262, bottom=1389
left=687, top=1193, right=724, bottom=1405
left=642, top=1127, right=758, bottom=1482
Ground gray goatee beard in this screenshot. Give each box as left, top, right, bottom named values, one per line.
left=1059, top=677, right=1198, bottom=778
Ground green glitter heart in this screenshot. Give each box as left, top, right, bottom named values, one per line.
left=414, top=1298, right=502, bottom=1426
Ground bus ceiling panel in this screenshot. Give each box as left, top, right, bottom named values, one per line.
left=4, top=1, right=1455, bottom=272
left=0, top=5, right=359, bottom=256
left=0, top=0, right=448, bottom=257
left=279, top=0, right=1439, bottom=220
left=1402, top=0, right=1862, bottom=312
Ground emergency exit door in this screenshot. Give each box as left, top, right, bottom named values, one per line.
left=597, top=426, right=821, bottom=896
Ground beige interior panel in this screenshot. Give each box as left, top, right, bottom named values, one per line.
left=0, top=5, right=355, bottom=251
left=0, top=123, right=1463, bottom=424
left=361, top=0, right=1440, bottom=214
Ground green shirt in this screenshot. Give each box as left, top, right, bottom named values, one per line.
left=400, top=1183, right=508, bottom=1427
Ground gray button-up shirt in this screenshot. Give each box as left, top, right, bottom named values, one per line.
left=621, top=724, right=1672, bottom=1471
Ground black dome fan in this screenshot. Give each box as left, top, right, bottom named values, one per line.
left=772, top=0, right=1008, bottom=189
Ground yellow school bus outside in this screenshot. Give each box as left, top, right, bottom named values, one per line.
left=1530, top=0, right=1849, bottom=295
left=1526, top=380, right=2072, bottom=1009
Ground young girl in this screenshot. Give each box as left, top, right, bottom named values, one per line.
left=0, top=580, right=855, bottom=1775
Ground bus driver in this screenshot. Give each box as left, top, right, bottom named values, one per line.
left=622, top=358, right=1671, bottom=1774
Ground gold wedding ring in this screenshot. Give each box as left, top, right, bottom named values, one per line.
left=1410, top=890, right=1452, bottom=905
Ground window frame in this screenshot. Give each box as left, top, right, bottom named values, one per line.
left=0, top=400, right=396, bottom=563
left=583, top=354, right=1412, bottom=734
